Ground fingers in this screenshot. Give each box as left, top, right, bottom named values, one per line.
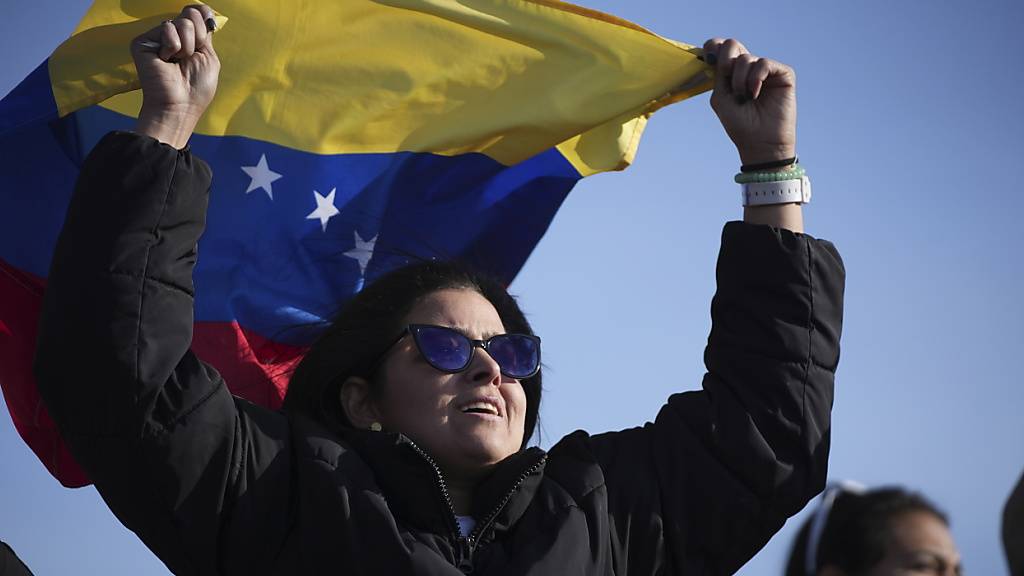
left=747, top=58, right=772, bottom=100
left=702, top=38, right=793, bottom=102
left=170, top=18, right=196, bottom=61
left=133, top=20, right=170, bottom=58
left=702, top=38, right=723, bottom=60
left=180, top=5, right=213, bottom=51
left=731, top=53, right=756, bottom=100
left=133, top=4, right=217, bottom=63
left=186, top=4, right=219, bottom=32
left=705, top=38, right=748, bottom=96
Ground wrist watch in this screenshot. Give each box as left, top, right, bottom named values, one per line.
left=741, top=175, right=812, bottom=207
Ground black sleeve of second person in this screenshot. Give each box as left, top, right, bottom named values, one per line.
left=0, top=542, right=34, bottom=576
left=1005, top=469, right=1024, bottom=576
left=34, top=132, right=293, bottom=575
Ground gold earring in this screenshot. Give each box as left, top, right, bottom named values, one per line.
left=370, top=422, right=382, bottom=432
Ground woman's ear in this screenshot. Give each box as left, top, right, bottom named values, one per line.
left=339, top=376, right=381, bottom=430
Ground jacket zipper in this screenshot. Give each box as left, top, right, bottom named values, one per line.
left=406, top=440, right=547, bottom=572
left=405, top=440, right=473, bottom=571
left=405, top=441, right=463, bottom=539
left=465, top=453, right=547, bottom=554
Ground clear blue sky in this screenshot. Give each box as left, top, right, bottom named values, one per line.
left=2, top=0, right=1022, bottom=574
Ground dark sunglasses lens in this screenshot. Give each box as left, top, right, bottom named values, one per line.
left=414, top=326, right=471, bottom=372
left=488, top=335, right=539, bottom=378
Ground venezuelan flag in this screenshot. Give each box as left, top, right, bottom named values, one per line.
left=0, top=0, right=710, bottom=487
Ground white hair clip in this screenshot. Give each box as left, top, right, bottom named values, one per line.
left=805, top=480, right=868, bottom=576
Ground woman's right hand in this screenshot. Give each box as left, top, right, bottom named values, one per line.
left=131, top=4, right=220, bottom=149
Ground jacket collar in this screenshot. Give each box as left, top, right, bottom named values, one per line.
left=469, top=446, right=547, bottom=543
left=341, top=428, right=547, bottom=541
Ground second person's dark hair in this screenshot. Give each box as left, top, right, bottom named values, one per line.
left=785, top=486, right=950, bottom=576
left=282, top=260, right=542, bottom=447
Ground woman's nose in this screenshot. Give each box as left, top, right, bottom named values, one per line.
left=468, top=347, right=503, bottom=386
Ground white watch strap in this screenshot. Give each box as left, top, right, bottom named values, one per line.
left=742, top=176, right=812, bottom=206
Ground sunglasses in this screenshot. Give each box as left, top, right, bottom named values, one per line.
left=397, top=324, right=541, bottom=379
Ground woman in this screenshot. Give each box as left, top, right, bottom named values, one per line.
left=34, top=4, right=844, bottom=574
left=785, top=485, right=962, bottom=576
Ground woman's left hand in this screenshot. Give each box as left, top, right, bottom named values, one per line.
left=703, top=38, right=796, bottom=166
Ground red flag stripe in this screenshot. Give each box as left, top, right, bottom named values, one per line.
left=1, top=258, right=306, bottom=488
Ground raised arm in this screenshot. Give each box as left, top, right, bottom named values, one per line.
left=548, top=39, right=844, bottom=573
left=34, top=6, right=291, bottom=573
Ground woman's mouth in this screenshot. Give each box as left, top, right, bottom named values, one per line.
left=458, top=398, right=502, bottom=418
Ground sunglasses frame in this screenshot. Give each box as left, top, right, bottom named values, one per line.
left=403, top=323, right=541, bottom=380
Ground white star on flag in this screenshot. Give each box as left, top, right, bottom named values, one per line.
left=241, top=154, right=283, bottom=200
left=344, top=230, right=378, bottom=276
left=306, top=188, right=340, bottom=232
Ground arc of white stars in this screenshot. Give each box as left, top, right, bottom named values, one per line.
left=240, top=154, right=283, bottom=200
left=306, top=188, right=340, bottom=232
left=344, top=230, right=378, bottom=276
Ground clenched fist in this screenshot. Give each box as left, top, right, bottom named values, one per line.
left=131, top=4, right=220, bottom=149
left=703, top=38, right=797, bottom=167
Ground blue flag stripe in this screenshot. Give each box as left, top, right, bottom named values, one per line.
left=0, top=101, right=579, bottom=346
left=0, top=62, right=58, bottom=134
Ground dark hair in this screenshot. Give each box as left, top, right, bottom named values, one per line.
left=282, top=260, right=542, bottom=448
left=785, top=486, right=950, bottom=576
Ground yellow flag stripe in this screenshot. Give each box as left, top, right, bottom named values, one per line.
left=50, top=0, right=710, bottom=170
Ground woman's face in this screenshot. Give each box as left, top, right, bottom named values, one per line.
left=373, top=288, right=527, bottom=479
left=866, top=511, right=961, bottom=576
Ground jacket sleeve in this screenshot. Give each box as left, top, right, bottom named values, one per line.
left=579, top=221, right=844, bottom=574
left=34, top=131, right=293, bottom=575
left=1004, top=469, right=1024, bottom=576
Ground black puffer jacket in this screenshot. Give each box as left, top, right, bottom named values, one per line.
left=36, top=132, right=845, bottom=575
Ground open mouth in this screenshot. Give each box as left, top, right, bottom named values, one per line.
left=460, top=401, right=500, bottom=417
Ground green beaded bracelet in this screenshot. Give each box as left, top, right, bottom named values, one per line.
left=734, top=164, right=806, bottom=184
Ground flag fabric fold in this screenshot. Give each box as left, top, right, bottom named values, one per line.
left=0, top=0, right=710, bottom=487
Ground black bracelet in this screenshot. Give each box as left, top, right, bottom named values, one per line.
left=740, top=156, right=798, bottom=173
